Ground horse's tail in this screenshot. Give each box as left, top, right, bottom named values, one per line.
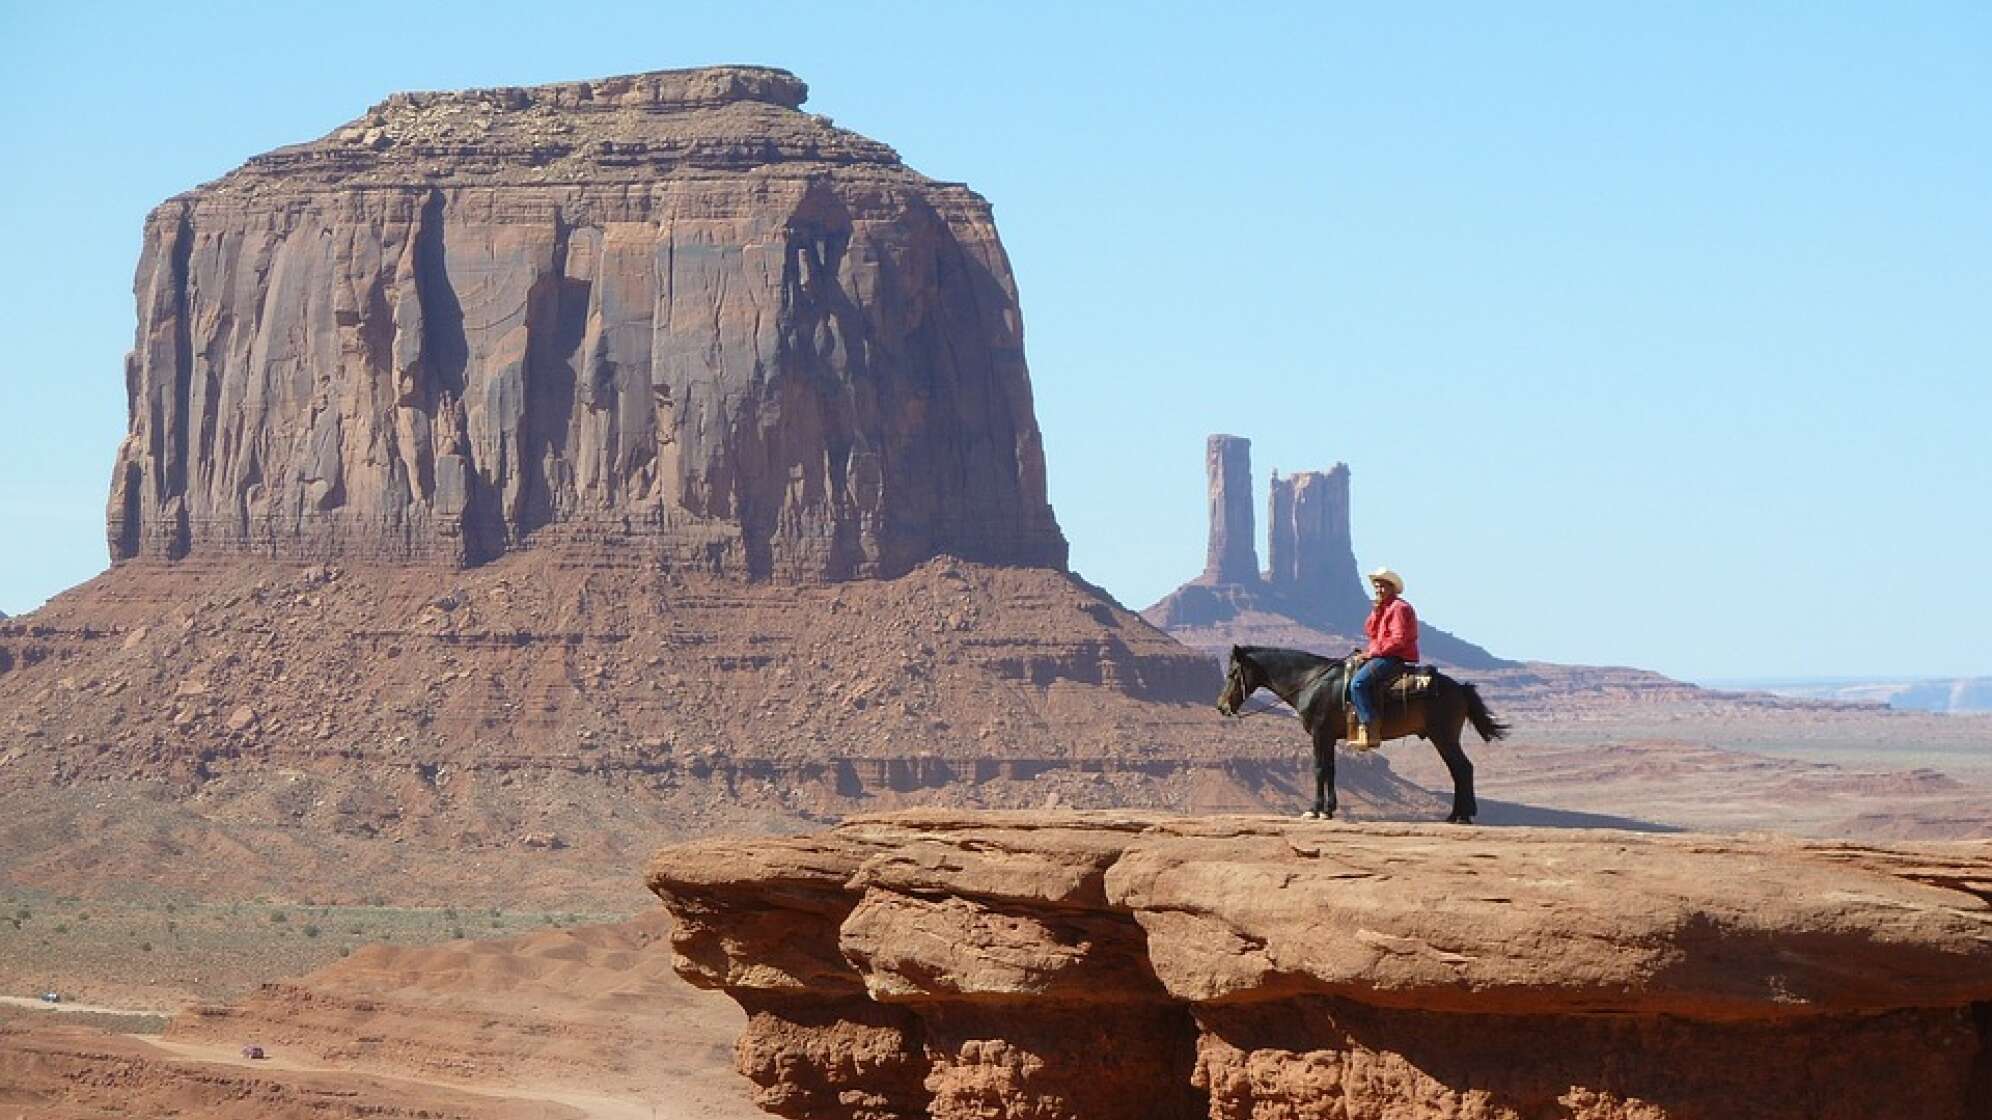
left=1461, top=683, right=1510, bottom=742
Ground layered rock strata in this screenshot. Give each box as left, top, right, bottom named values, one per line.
left=647, top=810, right=1992, bottom=1120
left=107, top=65, right=1064, bottom=579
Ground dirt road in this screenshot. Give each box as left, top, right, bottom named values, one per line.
left=143, top=1037, right=658, bottom=1120
left=0, top=993, right=167, bottom=1016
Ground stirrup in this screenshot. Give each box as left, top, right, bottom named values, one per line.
left=1347, top=721, right=1382, bottom=751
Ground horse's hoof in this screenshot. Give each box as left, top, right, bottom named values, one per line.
left=1302, top=809, right=1330, bottom=820
left=1446, top=814, right=1474, bottom=825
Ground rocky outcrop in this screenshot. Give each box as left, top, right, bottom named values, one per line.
left=1148, top=437, right=1504, bottom=667
left=648, top=810, right=1992, bottom=1120
left=107, top=66, right=1064, bottom=579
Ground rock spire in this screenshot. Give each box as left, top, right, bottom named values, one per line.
left=1146, top=434, right=1506, bottom=667
left=1201, top=435, right=1258, bottom=584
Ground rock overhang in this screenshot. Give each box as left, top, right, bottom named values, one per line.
left=645, top=811, right=1992, bottom=1118
left=650, top=811, right=1992, bottom=1018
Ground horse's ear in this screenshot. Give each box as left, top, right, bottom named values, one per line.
left=1230, top=644, right=1242, bottom=659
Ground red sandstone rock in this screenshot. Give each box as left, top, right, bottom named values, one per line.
left=647, top=810, right=1992, bottom=1120
left=107, top=66, right=1064, bottom=579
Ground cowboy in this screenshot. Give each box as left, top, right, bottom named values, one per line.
left=1348, top=567, right=1418, bottom=748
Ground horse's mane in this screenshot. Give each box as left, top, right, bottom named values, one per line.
left=1236, top=645, right=1337, bottom=676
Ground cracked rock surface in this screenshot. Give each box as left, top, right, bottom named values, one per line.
left=649, top=810, right=1992, bottom=1119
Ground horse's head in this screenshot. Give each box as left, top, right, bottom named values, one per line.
left=1217, top=645, right=1259, bottom=716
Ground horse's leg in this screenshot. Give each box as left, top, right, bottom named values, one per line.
left=1308, top=725, right=1338, bottom=819
left=1433, top=702, right=1477, bottom=823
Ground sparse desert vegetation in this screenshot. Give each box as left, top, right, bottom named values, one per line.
left=0, top=888, right=619, bottom=1008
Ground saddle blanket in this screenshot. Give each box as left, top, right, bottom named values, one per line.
left=1381, top=665, right=1437, bottom=698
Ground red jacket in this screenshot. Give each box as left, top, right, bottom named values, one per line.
left=1365, top=597, right=1419, bottom=662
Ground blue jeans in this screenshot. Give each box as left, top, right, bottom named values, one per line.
left=1349, top=657, right=1405, bottom=728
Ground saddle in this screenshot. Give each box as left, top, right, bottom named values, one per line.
left=1342, top=661, right=1438, bottom=750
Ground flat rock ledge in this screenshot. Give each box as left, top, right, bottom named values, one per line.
left=647, top=810, right=1992, bottom=1120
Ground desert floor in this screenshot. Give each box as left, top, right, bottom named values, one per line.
left=2, top=705, right=1986, bottom=1117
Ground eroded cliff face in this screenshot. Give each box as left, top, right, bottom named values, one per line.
left=108, top=66, right=1064, bottom=579
left=647, top=811, right=1992, bottom=1120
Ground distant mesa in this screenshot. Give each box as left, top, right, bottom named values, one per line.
left=1144, top=434, right=1509, bottom=668
left=1732, top=677, right=1992, bottom=715
left=106, top=64, right=1064, bottom=581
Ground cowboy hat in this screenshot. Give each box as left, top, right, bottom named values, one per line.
left=1367, top=568, right=1404, bottom=594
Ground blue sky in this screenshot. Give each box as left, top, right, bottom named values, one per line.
left=1, top=2, right=1986, bottom=680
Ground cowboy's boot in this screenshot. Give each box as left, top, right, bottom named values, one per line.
left=1345, top=713, right=1381, bottom=751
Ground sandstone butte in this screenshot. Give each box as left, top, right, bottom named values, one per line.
left=648, top=810, right=1992, bottom=1120
left=106, top=64, right=1066, bottom=579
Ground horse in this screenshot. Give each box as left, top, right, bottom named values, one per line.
left=1216, top=644, right=1509, bottom=823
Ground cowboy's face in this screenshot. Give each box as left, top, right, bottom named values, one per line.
left=1371, top=579, right=1396, bottom=602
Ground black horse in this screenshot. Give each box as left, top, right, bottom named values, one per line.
left=1216, top=645, right=1508, bottom=823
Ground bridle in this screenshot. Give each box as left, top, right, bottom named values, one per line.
left=1219, top=657, right=1290, bottom=719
